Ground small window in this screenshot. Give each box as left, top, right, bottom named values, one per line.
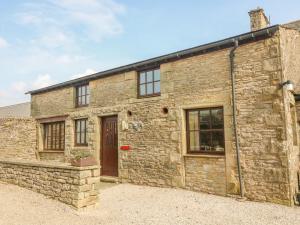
left=76, top=84, right=90, bottom=107
left=75, top=119, right=88, bottom=146
left=44, top=122, right=65, bottom=151
left=186, top=107, right=224, bottom=154
left=138, top=68, right=160, bottom=97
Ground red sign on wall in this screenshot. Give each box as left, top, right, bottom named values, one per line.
left=120, top=145, right=131, bottom=151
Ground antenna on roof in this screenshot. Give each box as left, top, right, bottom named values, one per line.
left=268, top=15, right=271, bottom=25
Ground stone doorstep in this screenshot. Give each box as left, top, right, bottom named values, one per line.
left=100, top=176, right=119, bottom=183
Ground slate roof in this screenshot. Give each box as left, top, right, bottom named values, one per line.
left=0, top=102, right=31, bottom=118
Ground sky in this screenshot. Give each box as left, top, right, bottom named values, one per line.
left=0, top=0, right=299, bottom=106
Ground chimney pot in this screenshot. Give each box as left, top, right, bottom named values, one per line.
left=248, top=7, right=270, bottom=31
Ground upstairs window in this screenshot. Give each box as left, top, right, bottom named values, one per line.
left=76, top=84, right=90, bottom=107
left=44, top=122, right=65, bottom=151
left=75, top=119, right=88, bottom=146
left=138, top=68, right=160, bottom=97
left=186, top=107, right=224, bottom=154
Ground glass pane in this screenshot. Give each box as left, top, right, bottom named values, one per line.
left=80, top=132, right=85, bottom=143
left=86, top=95, right=90, bottom=104
left=78, top=96, right=82, bottom=105
left=188, top=111, right=199, bottom=131
left=146, top=83, right=153, bottom=95
left=211, top=108, right=223, bottom=129
left=154, top=81, right=160, bottom=93
left=189, top=131, right=200, bottom=151
left=76, top=133, right=81, bottom=144
left=78, top=87, right=82, bottom=96
left=82, top=96, right=86, bottom=105
left=81, top=120, right=86, bottom=132
left=87, top=85, right=90, bottom=95
left=76, top=121, right=81, bottom=132
left=200, top=110, right=210, bottom=130
left=140, top=72, right=146, bottom=84
left=200, top=131, right=211, bottom=151
left=140, top=84, right=146, bottom=96
left=146, top=71, right=153, bottom=82
left=212, top=131, right=224, bottom=152
left=44, top=125, right=48, bottom=148
left=82, top=86, right=86, bottom=95
left=154, top=69, right=160, bottom=81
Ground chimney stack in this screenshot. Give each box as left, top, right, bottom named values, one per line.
left=248, top=7, right=270, bottom=31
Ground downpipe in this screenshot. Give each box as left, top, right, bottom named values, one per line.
left=230, top=39, right=244, bottom=198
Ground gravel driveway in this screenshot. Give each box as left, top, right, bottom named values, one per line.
left=0, top=182, right=300, bottom=225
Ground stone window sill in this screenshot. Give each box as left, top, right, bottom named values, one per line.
left=183, top=154, right=225, bottom=159
left=39, top=151, right=65, bottom=154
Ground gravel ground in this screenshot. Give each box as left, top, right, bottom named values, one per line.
left=0, top=182, right=300, bottom=225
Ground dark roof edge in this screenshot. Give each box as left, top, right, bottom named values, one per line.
left=27, top=25, right=279, bottom=95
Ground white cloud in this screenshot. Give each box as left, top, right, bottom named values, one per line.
left=11, top=81, right=27, bottom=93
left=32, top=74, right=55, bottom=89
left=17, top=0, right=125, bottom=42
left=0, top=91, right=7, bottom=98
left=31, top=32, right=70, bottom=48
left=0, top=37, right=9, bottom=48
left=8, top=75, right=55, bottom=96
left=71, top=68, right=96, bottom=79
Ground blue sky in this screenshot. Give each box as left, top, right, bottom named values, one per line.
left=0, top=0, right=299, bottom=106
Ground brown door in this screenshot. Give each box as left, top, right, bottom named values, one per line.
left=101, top=116, right=118, bottom=177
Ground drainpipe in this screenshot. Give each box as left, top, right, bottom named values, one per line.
left=230, top=39, right=244, bottom=198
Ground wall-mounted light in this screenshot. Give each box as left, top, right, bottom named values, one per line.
left=281, top=80, right=294, bottom=92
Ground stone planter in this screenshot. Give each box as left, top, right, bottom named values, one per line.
left=71, top=156, right=97, bottom=167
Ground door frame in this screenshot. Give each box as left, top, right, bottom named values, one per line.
left=100, top=115, right=119, bottom=177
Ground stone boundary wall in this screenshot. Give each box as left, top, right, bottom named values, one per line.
left=0, top=118, right=36, bottom=160
left=0, top=159, right=100, bottom=209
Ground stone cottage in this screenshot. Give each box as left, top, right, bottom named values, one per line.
left=21, top=8, right=300, bottom=206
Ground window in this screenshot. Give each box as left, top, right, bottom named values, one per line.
left=138, top=68, right=160, bottom=97
left=76, top=84, right=90, bottom=107
left=186, top=107, right=224, bottom=154
left=75, top=119, right=88, bottom=146
left=44, top=122, right=65, bottom=151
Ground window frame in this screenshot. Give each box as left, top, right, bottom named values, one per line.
left=186, top=107, right=225, bottom=155
left=74, top=118, right=88, bottom=147
left=75, top=83, right=90, bottom=108
left=43, top=121, right=65, bottom=151
left=137, top=68, right=161, bottom=98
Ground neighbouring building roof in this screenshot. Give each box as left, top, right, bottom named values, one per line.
left=283, top=20, right=300, bottom=31
left=26, top=20, right=298, bottom=96
left=0, top=102, right=31, bottom=118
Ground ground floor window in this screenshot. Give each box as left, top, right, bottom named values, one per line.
left=75, top=119, right=88, bottom=146
left=44, top=121, right=65, bottom=151
left=186, top=107, right=224, bottom=154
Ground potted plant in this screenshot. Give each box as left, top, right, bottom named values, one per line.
left=71, top=151, right=97, bottom=167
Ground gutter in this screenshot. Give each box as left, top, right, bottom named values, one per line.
left=229, top=39, right=244, bottom=198
left=26, top=25, right=279, bottom=95
left=294, top=94, right=300, bottom=101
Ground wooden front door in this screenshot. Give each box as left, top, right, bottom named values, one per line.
left=101, top=116, right=118, bottom=177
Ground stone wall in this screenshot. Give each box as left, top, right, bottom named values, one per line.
left=0, top=118, right=37, bottom=160
left=0, top=159, right=100, bottom=209
left=280, top=26, right=300, bottom=203
left=32, top=48, right=233, bottom=194
left=233, top=32, right=293, bottom=205
left=184, top=156, right=226, bottom=195
left=30, top=28, right=300, bottom=206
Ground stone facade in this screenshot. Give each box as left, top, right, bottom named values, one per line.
left=28, top=23, right=300, bottom=206
left=0, top=159, right=100, bottom=209
left=0, top=118, right=37, bottom=160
